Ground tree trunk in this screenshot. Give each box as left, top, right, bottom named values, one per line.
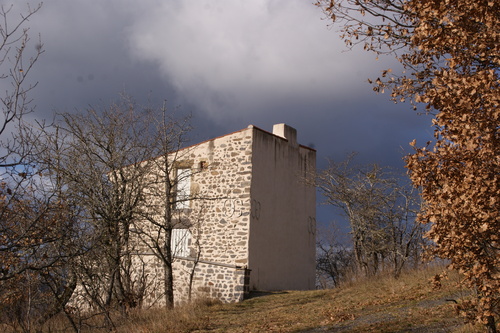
left=486, top=315, right=497, bottom=333
left=164, top=263, right=174, bottom=308
left=164, top=228, right=174, bottom=308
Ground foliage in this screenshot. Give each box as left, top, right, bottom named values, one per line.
left=405, top=1, right=499, bottom=328
left=316, top=0, right=499, bottom=330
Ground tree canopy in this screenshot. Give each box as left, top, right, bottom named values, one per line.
left=316, top=0, right=499, bottom=330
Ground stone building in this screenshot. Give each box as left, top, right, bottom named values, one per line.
left=136, top=123, right=316, bottom=305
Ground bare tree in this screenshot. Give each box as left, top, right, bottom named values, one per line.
left=316, top=222, right=355, bottom=288
left=33, top=98, right=155, bottom=329
left=132, top=105, right=194, bottom=308
left=34, top=98, right=203, bottom=327
left=0, top=1, right=44, bottom=277
left=0, top=186, right=80, bottom=332
left=383, top=184, right=424, bottom=278
left=316, top=153, right=423, bottom=278
left=0, top=3, right=44, bottom=168
left=0, top=4, right=81, bottom=331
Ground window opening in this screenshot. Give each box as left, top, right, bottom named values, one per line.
left=176, top=168, right=191, bottom=209
left=171, top=229, right=191, bottom=257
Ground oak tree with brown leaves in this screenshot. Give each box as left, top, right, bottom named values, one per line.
left=316, top=0, right=499, bottom=331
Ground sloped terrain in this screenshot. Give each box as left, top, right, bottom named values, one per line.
left=35, top=266, right=488, bottom=332
left=192, top=267, right=472, bottom=333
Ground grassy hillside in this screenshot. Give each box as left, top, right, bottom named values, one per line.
left=38, top=265, right=490, bottom=332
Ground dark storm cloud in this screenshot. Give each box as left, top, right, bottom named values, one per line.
left=126, top=0, right=388, bottom=119
left=24, top=1, right=175, bottom=116
left=13, top=0, right=433, bottom=180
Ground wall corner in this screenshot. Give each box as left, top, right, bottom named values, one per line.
left=272, top=123, right=297, bottom=147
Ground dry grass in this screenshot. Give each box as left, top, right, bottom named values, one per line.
left=29, top=298, right=220, bottom=333
left=29, top=265, right=494, bottom=332
left=191, top=265, right=479, bottom=333
left=116, top=298, right=219, bottom=333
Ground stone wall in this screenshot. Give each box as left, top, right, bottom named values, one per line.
left=173, top=259, right=249, bottom=303
left=131, top=126, right=256, bottom=306
left=70, top=124, right=315, bottom=310
left=128, top=254, right=248, bottom=306
left=186, top=126, right=253, bottom=267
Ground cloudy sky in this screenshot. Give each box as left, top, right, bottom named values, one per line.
left=8, top=0, right=434, bottom=224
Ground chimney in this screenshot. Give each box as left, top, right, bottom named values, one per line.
left=272, top=123, right=297, bottom=147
